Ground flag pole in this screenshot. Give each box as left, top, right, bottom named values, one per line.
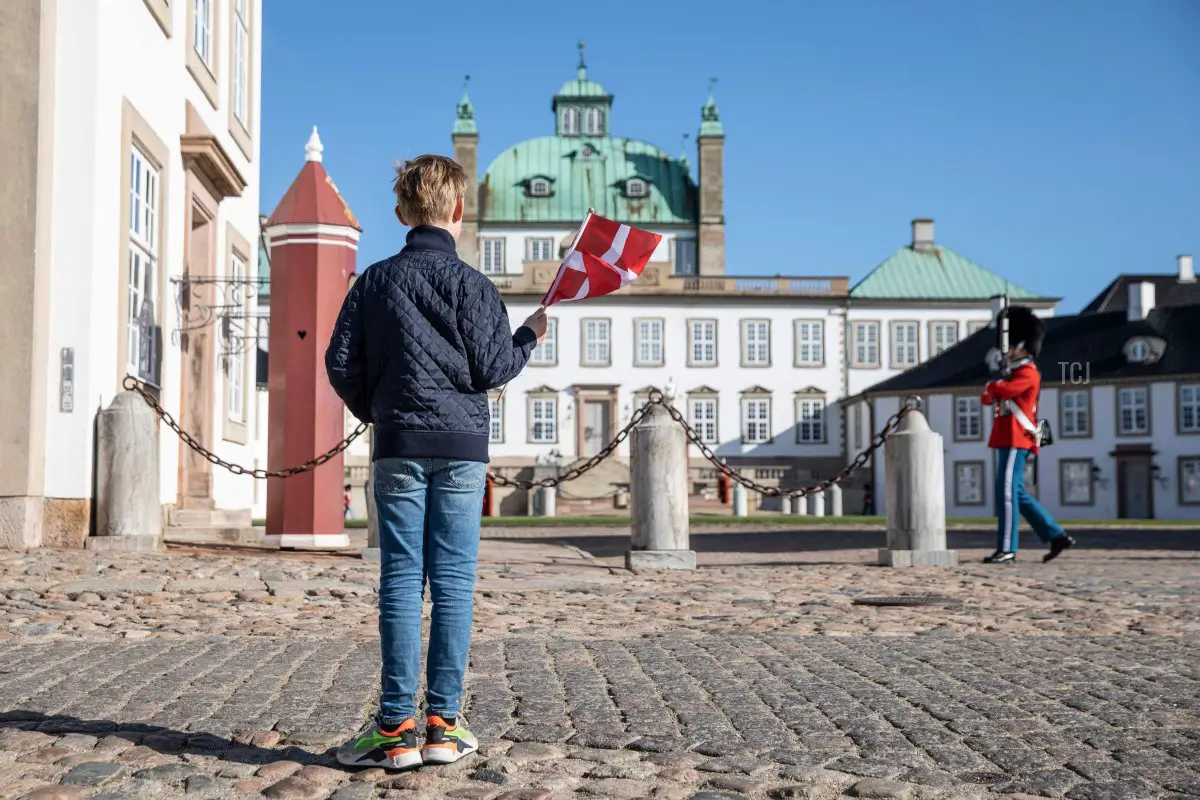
left=496, top=209, right=594, bottom=404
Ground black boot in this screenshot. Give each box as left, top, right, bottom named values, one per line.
left=983, top=550, right=1016, bottom=564
left=1043, top=534, right=1075, bottom=563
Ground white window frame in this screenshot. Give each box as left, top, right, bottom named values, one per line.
left=1060, top=459, right=1094, bottom=505
left=954, top=461, right=986, bottom=505
left=127, top=145, right=160, bottom=383
left=488, top=397, right=504, bottom=443
left=584, top=107, right=604, bottom=135
left=689, top=319, right=717, bottom=366
left=795, top=396, right=825, bottom=444
left=582, top=318, right=611, bottom=366
left=481, top=238, right=505, bottom=275
left=1181, top=384, right=1200, bottom=433
left=968, top=320, right=988, bottom=335
left=625, top=178, right=648, bottom=198
left=890, top=321, right=919, bottom=368
left=525, top=237, right=554, bottom=261
left=688, top=396, right=719, bottom=444
left=742, top=320, right=770, bottom=366
left=1118, top=386, right=1150, bottom=435
left=529, top=318, right=557, bottom=366
left=634, top=318, right=664, bottom=367
left=232, top=0, right=250, bottom=127
left=562, top=108, right=581, bottom=135
left=1181, top=457, right=1200, bottom=505
left=955, top=396, right=983, bottom=441
left=741, top=396, right=772, bottom=444
left=794, top=321, right=823, bottom=367
left=930, top=321, right=959, bottom=358
left=530, top=397, right=557, bottom=443
left=1061, top=389, right=1090, bottom=437
left=528, top=179, right=552, bottom=198
left=226, top=253, right=247, bottom=423
left=193, top=0, right=213, bottom=68
left=1129, top=340, right=1150, bottom=362
left=852, top=322, right=880, bottom=367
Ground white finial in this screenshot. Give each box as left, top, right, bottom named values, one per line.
left=305, top=126, right=323, bottom=163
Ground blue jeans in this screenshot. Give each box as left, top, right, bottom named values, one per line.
left=374, top=457, right=486, bottom=725
left=994, top=447, right=1063, bottom=552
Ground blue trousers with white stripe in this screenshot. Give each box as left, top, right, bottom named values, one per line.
left=994, top=447, right=1063, bottom=553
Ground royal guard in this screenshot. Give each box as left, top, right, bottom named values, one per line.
left=981, top=304, right=1074, bottom=564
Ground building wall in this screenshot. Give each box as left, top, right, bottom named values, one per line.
left=867, top=379, right=1200, bottom=520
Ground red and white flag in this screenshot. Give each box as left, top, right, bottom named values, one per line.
left=541, top=213, right=662, bottom=307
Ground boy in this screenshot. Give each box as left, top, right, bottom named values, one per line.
left=325, top=155, right=547, bottom=770
left=980, top=305, right=1074, bottom=564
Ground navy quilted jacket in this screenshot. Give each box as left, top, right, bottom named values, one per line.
left=325, top=226, right=536, bottom=463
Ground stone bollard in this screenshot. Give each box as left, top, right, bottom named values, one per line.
left=363, top=430, right=381, bottom=561
left=878, top=408, right=958, bottom=567
left=732, top=482, right=747, bottom=517
left=781, top=495, right=793, bottom=515
left=627, top=404, right=695, bottom=570
left=90, top=391, right=163, bottom=552
left=795, top=494, right=807, bottom=516
left=538, top=486, right=556, bottom=517
left=812, top=489, right=825, bottom=517
left=829, top=484, right=843, bottom=517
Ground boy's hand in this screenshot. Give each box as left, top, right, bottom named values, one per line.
left=522, top=308, right=549, bottom=342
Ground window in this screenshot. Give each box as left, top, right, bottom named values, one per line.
left=1181, top=457, right=1200, bottom=505
left=742, top=320, right=770, bottom=366
left=955, top=396, right=983, bottom=441
left=530, top=397, right=557, bottom=443
left=584, top=107, right=605, bottom=135
left=488, top=397, right=504, bottom=443
left=954, top=462, right=986, bottom=505
left=673, top=238, right=697, bottom=276
left=529, top=318, right=557, bottom=365
left=625, top=178, right=648, bottom=198
left=232, top=0, right=250, bottom=127
left=890, top=322, right=918, bottom=368
left=930, top=322, right=959, bottom=358
left=1060, top=460, right=1094, bottom=505
left=851, top=322, right=880, bottom=367
left=227, top=254, right=246, bottom=423
left=795, top=396, right=825, bottom=444
left=794, top=321, right=823, bottom=367
left=127, top=146, right=160, bottom=384
left=1129, top=340, right=1150, bottom=362
left=968, top=320, right=988, bottom=335
left=562, top=108, right=580, bottom=135
left=634, top=319, right=663, bottom=366
left=481, top=238, right=505, bottom=274
left=1061, top=390, right=1090, bottom=437
left=688, top=319, right=717, bottom=366
left=582, top=318, right=611, bottom=366
left=688, top=397, right=719, bottom=444
left=1118, top=387, right=1149, bottom=435
left=193, top=0, right=212, bottom=67
left=526, top=237, right=554, bottom=261
left=852, top=404, right=863, bottom=451
left=742, top=397, right=771, bottom=444
left=528, top=179, right=552, bottom=198
left=1180, top=385, right=1200, bottom=433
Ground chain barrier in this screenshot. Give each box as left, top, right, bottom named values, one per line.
left=122, top=375, right=919, bottom=496
left=122, top=376, right=367, bottom=479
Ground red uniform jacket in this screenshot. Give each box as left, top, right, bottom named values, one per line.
left=981, top=360, right=1040, bottom=453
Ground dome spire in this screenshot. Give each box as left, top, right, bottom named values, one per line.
left=454, top=74, right=477, bottom=135
left=699, top=77, right=723, bottom=137
left=305, top=126, right=323, bottom=162
left=577, top=39, right=587, bottom=80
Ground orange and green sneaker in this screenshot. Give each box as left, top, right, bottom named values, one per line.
left=421, top=714, right=478, bottom=764
left=336, top=719, right=421, bottom=770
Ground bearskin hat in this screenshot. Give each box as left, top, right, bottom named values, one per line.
left=997, top=305, right=1045, bottom=357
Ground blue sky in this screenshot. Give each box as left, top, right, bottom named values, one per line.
left=261, top=0, right=1199, bottom=312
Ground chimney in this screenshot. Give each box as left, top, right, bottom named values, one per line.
left=1128, top=281, right=1155, bottom=322
left=988, top=295, right=1005, bottom=328
left=911, top=219, right=935, bottom=252
left=1179, top=254, right=1195, bottom=283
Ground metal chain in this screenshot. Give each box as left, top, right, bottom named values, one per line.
left=121, top=376, right=367, bottom=479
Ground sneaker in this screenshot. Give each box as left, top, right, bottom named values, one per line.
left=422, top=714, right=478, bottom=765
left=336, top=719, right=421, bottom=770
left=983, top=550, right=1016, bottom=564
left=1043, top=534, right=1075, bottom=563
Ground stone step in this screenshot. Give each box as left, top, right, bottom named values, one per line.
left=167, top=508, right=252, bottom=529
left=162, top=527, right=267, bottom=547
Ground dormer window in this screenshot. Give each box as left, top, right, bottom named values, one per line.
left=624, top=178, right=649, bottom=198
left=562, top=108, right=580, bottom=136
left=1129, top=339, right=1150, bottom=363
left=584, top=107, right=605, bottom=135
left=528, top=177, right=553, bottom=197
left=1124, top=336, right=1166, bottom=365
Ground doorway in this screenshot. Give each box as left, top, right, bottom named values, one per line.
left=1116, top=455, right=1153, bottom=519
left=178, top=194, right=216, bottom=509
left=581, top=400, right=612, bottom=457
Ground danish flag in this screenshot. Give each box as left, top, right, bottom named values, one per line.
left=540, top=213, right=662, bottom=307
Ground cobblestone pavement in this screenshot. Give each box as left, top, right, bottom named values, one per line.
left=0, top=528, right=1197, bottom=799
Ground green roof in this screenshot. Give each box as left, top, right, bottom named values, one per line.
left=556, top=67, right=610, bottom=100
left=699, top=91, right=723, bottom=138
left=481, top=136, right=696, bottom=225
left=453, top=79, right=477, bottom=136
left=850, top=245, right=1041, bottom=300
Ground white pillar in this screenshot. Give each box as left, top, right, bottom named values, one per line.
left=829, top=484, right=843, bottom=517
left=732, top=483, right=748, bottom=517
left=812, top=490, right=825, bottom=517
left=627, top=404, right=695, bottom=570
left=781, top=495, right=793, bottom=515
left=795, top=493, right=808, bottom=516
left=539, top=486, right=556, bottom=517
left=90, top=392, right=163, bottom=552
left=878, top=409, right=957, bottom=567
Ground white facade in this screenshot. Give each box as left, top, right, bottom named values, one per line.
left=477, top=224, right=692, bottom=278
left=864, top=380, right=1200, bottom=520
left=42, top=0, right=262, bottom=516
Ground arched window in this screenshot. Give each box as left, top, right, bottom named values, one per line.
left=562, top=108, right=580, bottom=135
left=584, top=107, right=605, bottom=135
left=1129, top=340, right=1150, bottom=362
left=528, top=178, right=552, bottom=197
left=625, top=178, right=648, bottom=198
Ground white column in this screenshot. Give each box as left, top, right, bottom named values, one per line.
left=628, top=404, right=695, bottom=569
left=878, top=409, right=957, bottom=567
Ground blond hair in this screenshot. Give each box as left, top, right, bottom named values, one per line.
left=392, top=155, right=467, bottom=227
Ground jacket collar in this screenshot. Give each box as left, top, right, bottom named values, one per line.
left=403, top=225, right=458, bottom=256
left=1010, top=356, right=1035, bottom=369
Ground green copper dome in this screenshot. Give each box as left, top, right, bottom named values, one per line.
left=556, top=69, right=610, bottom=100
